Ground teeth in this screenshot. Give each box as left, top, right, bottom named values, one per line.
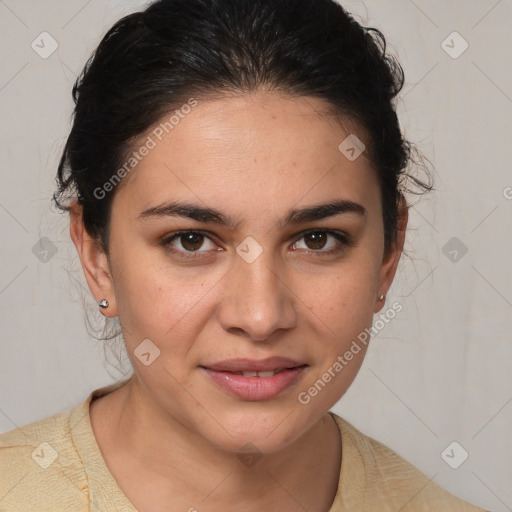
left=241, top=369, right=283, bottom=377
left=257, top=370, right=278, bottom=377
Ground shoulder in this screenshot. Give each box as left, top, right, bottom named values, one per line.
left=0, top=403, right=89, bottom=510
left=329, top=412, right=489, bottom=512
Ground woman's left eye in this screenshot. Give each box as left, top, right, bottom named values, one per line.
left=291, top=230, right=351, bottom=254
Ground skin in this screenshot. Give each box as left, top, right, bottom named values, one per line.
left=70, top=90, right=407, bottom=512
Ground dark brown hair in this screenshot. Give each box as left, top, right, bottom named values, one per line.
left=54, top=0, right=432, bottom=255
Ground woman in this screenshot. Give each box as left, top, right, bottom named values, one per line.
left=0, top=0, right=489, bottom=510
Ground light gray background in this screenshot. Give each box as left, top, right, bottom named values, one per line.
left=1, top=1, right=511, bottom=510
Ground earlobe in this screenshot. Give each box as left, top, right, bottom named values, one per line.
left=374, top=201, right=408, bottom=314
left=69, top=200, right=118, bottom=317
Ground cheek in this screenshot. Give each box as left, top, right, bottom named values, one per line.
left=304, top=256, right=381, bottom=330
left=110, top=239, right=180, bottom=314
left=111, top=249, right=222, bottom=357
left=294, top=269, right=377, bottom=408
left=295, top=251, right=381, bottom=393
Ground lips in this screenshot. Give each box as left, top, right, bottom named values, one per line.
left=200, top=357, right=308, bottom=401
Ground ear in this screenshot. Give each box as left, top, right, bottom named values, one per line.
left=374, top=199, right=408, bottom=313
left=69, top=200, right=118, bottom=318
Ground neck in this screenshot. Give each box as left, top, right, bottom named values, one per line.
left=91, top=376, right=342, bottom=512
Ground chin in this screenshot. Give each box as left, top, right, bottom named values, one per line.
left=197, top=403, right=315, bottom=454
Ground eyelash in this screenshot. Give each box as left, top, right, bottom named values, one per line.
left=161, top=229, right=353, bottom=259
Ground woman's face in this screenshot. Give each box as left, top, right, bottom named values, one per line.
left=83, top=91, right=404, bottom=453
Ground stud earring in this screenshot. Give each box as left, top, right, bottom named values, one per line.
left=379, top=294, right=385, bottom=301
left=98, top=299, right=109, bottom=309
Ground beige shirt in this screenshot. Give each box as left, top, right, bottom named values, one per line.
left=0, top=380, right=488, bottom=511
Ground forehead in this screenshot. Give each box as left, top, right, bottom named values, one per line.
left=112, top=91, right=379, bottom=222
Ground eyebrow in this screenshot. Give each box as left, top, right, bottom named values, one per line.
left=138, top=199, right=367, bottom=228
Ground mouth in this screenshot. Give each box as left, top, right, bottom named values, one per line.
left=201, top=356, right=307, bottom=373
left=226, top=368, right=290, bottom=377
left=200, top=357, right=309, bottom=401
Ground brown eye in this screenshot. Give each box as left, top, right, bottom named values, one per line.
left=304, top=232, right=328, bottom=250
left=180, top=232, right=205, bottom=251
left=292, top=230, right=351, bottom=254
left=164, top=231, right=217, bottom=254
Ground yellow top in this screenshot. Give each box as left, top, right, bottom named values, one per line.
left=0, top=380, right=488, bottom=511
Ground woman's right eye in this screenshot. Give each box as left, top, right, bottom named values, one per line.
left=163, top=231, right=218, bottom=256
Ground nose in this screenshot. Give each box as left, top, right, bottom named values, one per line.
left=217, top=250, right=297, bottom=342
